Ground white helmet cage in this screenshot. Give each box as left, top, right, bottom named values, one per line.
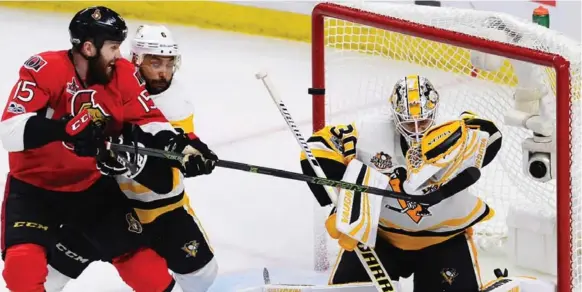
left=389, top=75, right=440, bottom=143
left=130, top=24, right=181, bottom=72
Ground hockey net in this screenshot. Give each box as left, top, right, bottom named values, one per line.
left=310, top=2, right=580, bottom=291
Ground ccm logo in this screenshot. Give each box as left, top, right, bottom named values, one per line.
left=71, top=112, right=91, bottom=131
left=56, top=243, right=90, bottom=263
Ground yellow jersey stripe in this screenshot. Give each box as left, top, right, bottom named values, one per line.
left=171, top=114, right=195, bottom=134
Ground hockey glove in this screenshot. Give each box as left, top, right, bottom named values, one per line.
left=325, top=207, right=359, bottom=252
left=63, top=109, right=105, bottom=157
left=165, top=133, right=218, bottom=177
left=97, top=152, right=129, bottom=176
left=96, top=136, right=130, bottom=177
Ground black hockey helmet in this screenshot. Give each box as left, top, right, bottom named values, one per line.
left=69, top=6, right=128, bottom=50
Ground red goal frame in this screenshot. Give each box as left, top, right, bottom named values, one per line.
left=310, top=2, right=573, bottom=291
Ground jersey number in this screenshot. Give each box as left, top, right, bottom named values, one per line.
left=13, top=81, right=36, bottom=102
left=137, top=90, right=157, bottom=113
left=330, top=124, right=357, bottom=157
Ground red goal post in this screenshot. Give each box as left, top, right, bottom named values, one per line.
left=310, top=2, right=577, bottom=291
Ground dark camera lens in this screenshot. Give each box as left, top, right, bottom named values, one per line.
left=529, top=160, right=548, bottom=179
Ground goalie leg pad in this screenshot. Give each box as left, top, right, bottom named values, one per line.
left=328, top=239, right=413, bottom=286
left=481, top=277, right=556, bottom=292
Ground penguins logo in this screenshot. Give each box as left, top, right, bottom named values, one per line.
left=441, top=268, right=459, bottom=285
left=371, top=151, right=393, bottom=170
left=182, top=240, right=199, bottom=257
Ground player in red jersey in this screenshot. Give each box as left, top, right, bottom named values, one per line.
left=44, top=25, right=218, bottom=292
left=0, top=6, right=217, bottom=292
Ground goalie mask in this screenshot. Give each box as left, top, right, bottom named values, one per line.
left=389, top=75, right=440, bottom=143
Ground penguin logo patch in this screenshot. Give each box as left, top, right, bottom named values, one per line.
left=371, top=151, right=393, bottom=170
left=182, top=240, right=199, bottom=257
left=441, top=268, right=458, bottom=285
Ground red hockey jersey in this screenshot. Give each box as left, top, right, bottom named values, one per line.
left=0, top=50, right=173, bottom=192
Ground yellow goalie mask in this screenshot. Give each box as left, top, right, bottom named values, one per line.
left=389, top=75, right=440, bottom=143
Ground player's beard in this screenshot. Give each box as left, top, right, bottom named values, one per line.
left=88, top=55, right=115, bottom=85
left=146, top=77, right=173, bottom=95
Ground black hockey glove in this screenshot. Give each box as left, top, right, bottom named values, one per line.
left=164, top=133, right=218, bottom=177
left=96, top=136, right=130, bottom=176
left=62, top=109, right=105, bottom=157
left=97, top=152, right=129, bottom=176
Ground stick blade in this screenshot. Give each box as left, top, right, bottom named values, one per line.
left=255, top=71, right=268, bottom=80
left=263, top=267, right=271, bottom=284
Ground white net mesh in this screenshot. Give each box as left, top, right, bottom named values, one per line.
left=311, top=1, right=581, bottom=290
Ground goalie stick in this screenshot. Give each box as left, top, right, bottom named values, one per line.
left=256, top=71, right=395, bottom=292
left=105, top=141, right=478, bottom=205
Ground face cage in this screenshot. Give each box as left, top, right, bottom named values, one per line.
left=392, top=106, right=439, bottom=144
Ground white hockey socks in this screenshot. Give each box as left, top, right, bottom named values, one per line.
left=44, top=264, right=73, bottom=292
left=173, top=258, right=218, bottom=292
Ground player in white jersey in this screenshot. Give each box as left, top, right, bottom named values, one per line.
left=301, top=75, right=556, bottom=291
left=44, top=25, right=217, bottom=292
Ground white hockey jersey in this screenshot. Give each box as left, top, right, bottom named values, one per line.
left=301, top=111, right=499, bottom=250
left=116, top=79, right=197, bottom=224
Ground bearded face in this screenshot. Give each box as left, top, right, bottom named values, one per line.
left=139, top=55, right=177, bottom=95
left=87, top=41, right=121, bottom=85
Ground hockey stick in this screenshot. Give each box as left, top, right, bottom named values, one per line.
left=111, top=152, right=139, bottom=174
left=96, top=147, right=139, bottom=175
left=106, top=141, right=471, bottom=206
left=255, top=71, right=396, bottom=292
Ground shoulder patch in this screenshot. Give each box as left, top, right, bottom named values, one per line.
left=371, top=151, right=393, bottom=170
left=421, top=120, right=466, bottom=163
left=23, top=55, right=48, bottom=72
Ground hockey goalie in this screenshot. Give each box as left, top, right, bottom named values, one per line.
left=300, top=75, right=556, bottom=292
